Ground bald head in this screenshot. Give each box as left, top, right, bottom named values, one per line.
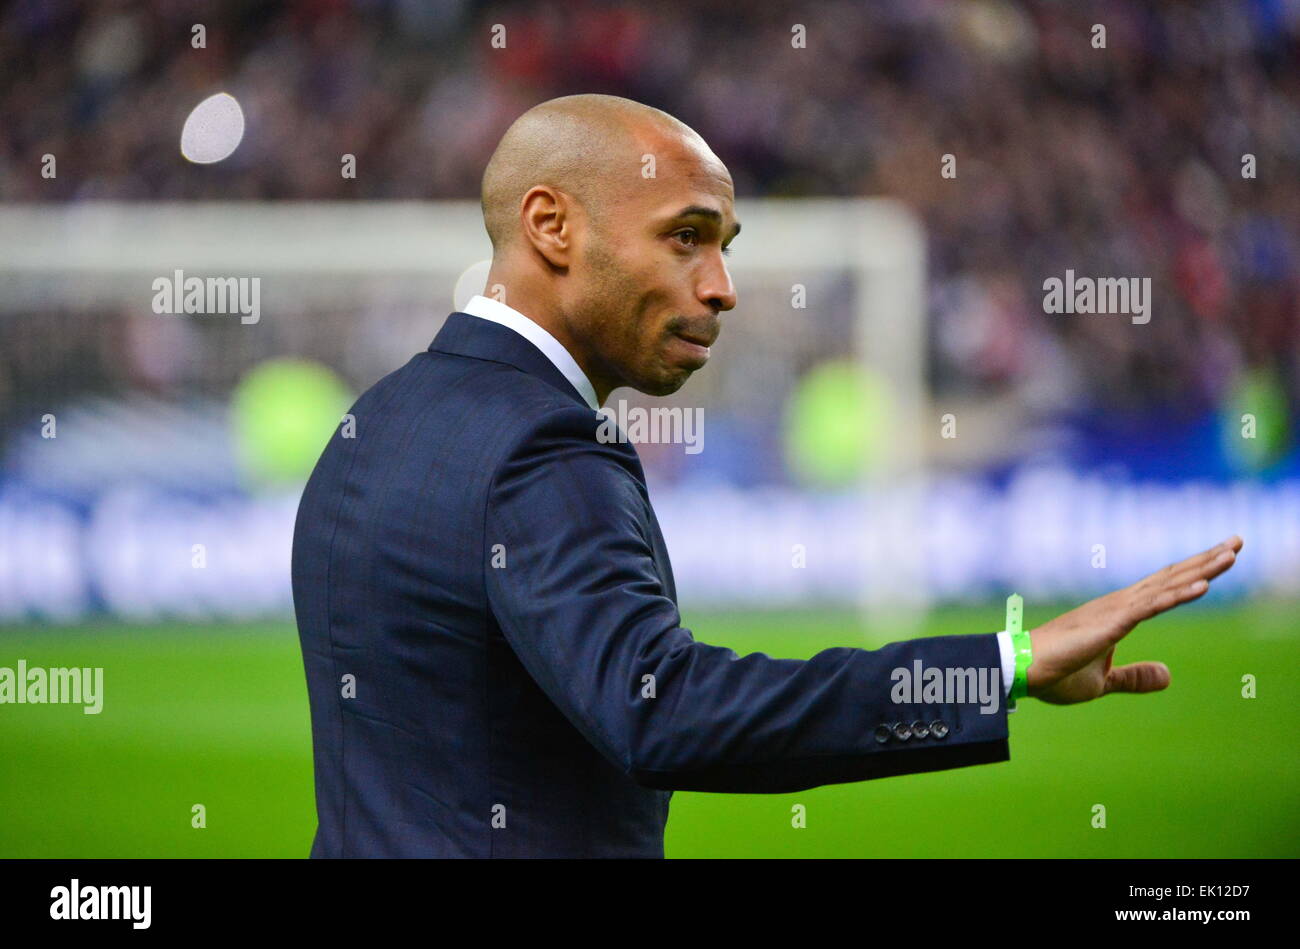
left=478, top=95, right=738, bottom=405
left=480, top=94, right=706, bottom=251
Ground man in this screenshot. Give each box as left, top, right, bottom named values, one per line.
left=291, top=94, right=1241, bottom=857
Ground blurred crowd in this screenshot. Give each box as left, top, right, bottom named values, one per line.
left=1, top=0, right=1298, bottom=424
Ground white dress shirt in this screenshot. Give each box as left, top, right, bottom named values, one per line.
left=459, top=293, right=1018, bottom=709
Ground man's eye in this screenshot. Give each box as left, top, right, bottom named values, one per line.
left=674, top=229, right=699, bottom=247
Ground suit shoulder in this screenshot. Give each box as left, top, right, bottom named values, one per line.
left=416, top=349, right=576, bottom=411
left=423, top=350, right=613, bottom=440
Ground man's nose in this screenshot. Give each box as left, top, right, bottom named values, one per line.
left=699, top=255, right=737, bottom=312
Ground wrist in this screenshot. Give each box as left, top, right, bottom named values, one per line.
left=1005, top=594, right=1033, bottom=708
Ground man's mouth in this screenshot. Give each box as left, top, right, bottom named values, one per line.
left=668, top=330, right=714, bottom=368
left=672, top=318, right=720, bottom=347
left=674, top=330, right=716, bottom=348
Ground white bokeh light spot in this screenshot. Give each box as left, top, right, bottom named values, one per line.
left=453, top=260, right=493, bottom=312
left=180, top=92, right=245, bottom=164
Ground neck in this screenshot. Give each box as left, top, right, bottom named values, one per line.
left=483, top=268, right=615, bottom=406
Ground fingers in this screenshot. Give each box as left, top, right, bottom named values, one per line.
left=1130, top=576, right=1211, bottom=623
left=1168, top=544, right=1238, bottom=588
left=1148, top=536, right=1241, bottom=588
left=1104, top=661, right=1171, bottom=695
left=1130, top=535, right=1242, bottom=615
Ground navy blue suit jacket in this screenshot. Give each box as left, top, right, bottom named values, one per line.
left=292, top=312, right=1010, bottom=858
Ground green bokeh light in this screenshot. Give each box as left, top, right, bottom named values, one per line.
left=1220, top=367, right=1290, bottom=474
left=230, top=358, right=354, bottom=487
left=784, top=360, right=894, bottom=487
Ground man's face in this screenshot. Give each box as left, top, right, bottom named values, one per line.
left=565, top=132, right=739, bottom=398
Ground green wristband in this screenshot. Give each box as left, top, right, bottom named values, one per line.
left=1005, top=593, right=1032, bottom=709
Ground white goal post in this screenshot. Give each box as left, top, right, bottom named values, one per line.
left=0, top=199, right=930, bottom=631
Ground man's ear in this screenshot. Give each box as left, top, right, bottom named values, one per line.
left=519, top=185, right=574, bottom=269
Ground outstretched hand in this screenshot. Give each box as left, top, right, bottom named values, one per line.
left=1027, top=536, right=1243, bottom=705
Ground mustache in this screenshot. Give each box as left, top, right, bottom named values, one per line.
left=666, top=316, right=721, bottom=347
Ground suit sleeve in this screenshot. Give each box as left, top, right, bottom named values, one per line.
left=484, top=405, right=1010, bottom=793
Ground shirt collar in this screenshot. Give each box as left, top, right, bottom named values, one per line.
left=459, top=294, right=600, bottom=411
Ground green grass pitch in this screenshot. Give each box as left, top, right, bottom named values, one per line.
left=1, top=601, right=1296, bottom=857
